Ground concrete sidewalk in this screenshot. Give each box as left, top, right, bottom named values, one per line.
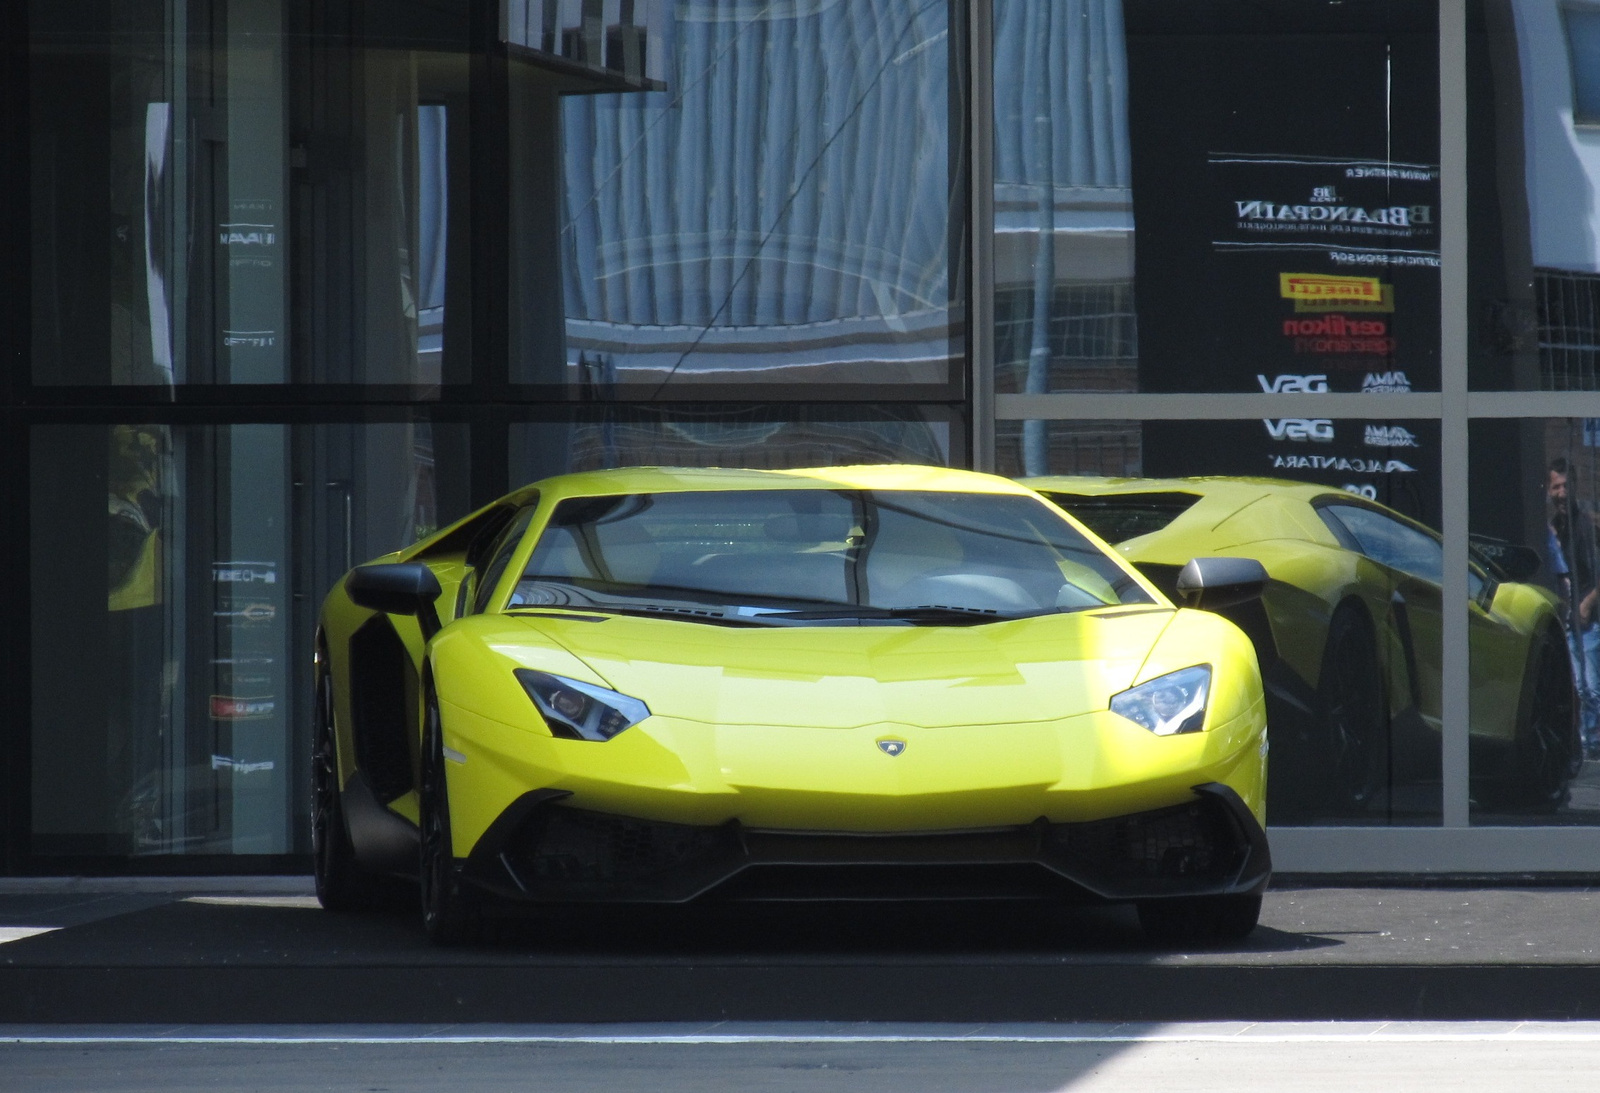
left=2, top=881, right=1599, bottom=1023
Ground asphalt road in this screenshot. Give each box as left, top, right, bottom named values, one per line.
left=8, top=885, right=1600, bottom=1022
left=7, top=1026, right=1600, bottom=1092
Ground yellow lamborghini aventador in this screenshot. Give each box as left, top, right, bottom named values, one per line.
left=1026, top=475, right=1578, bottom=821
left=313, top=465, right=1271, bottom=944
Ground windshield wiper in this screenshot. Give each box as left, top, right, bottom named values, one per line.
left=765, top=604, right=1027, bottom=625
left=509, top=603, right=772, bottom=627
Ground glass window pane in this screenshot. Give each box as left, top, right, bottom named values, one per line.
left=29, top=421, right=469, bottom=858
left=539, top=1, right=960, bottom=392
left=473, top=506, right=539, bottom=615
left=29, top=1, right=471, bottom=385
left=1468, top=0, right=1600, bottom=388
left=994, top=0, right=1440, bottom=394
left=1004, top=416, right=1443, bottom=826
left=1470, top=419, right=1599, bottom=823
left=1566, top=6, right=1600, bottom=125
left=1320, top=504, right=1445, bottom=585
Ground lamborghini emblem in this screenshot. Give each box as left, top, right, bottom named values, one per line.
left=877, top=738, right=906, bottom=757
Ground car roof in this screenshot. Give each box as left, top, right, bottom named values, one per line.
left=531, top=464, right=1043, bottom=501
left=1021, top=474, right=1345, bottom=507
left=1019, top=474, right=1361, bottom=554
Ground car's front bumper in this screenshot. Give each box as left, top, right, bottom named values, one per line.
left=459, top=782, right=1271, bottom=905
left=437, top=695, right=1270, bottom=855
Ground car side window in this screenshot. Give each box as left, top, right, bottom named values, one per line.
left=471, top=506, right=538, bottom=614
left=1320, top=504, right=1443, bottom=585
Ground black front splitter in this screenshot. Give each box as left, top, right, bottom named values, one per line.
left=459, top=782, right=1271, bottom=906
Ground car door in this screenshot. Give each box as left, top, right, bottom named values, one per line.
left=1317, top=503, right=1522, bottom=742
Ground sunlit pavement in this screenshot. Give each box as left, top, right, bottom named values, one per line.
left=7, top=1023, right=1600, bottom=1091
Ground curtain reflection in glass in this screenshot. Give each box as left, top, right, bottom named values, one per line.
left=557, top=0, right=957, bottom=390
left=509, top=411, right=952, bottom=485
left=415, top=105, right=449, bottom=384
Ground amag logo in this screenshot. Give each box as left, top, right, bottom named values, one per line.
left=1361, top=371, right=1412, bottom=393
left=1363, top=425, right=1420, bottom=448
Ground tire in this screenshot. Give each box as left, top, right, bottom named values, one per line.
left=311, top=655, right=388, bottom=912
left=1137, top=894, right=1262, bottom=945
left=1479, top=625, right=1577, bottom=813
left=419, top=677, right=481, bottom=946
left=1316, top=602, right=1387, bottom=815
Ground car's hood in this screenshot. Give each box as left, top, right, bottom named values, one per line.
left=507, top=608, right=1175, bottom=728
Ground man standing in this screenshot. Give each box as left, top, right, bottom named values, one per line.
left=1548, top=457, right=1600, bottom=759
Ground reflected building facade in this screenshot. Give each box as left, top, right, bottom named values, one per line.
left=11, top=0, right=1600, bottom=872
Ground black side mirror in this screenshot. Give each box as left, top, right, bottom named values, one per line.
left=1174, top=557, right=1269, bottom=611
left=345, top=563, right=444, bottom=639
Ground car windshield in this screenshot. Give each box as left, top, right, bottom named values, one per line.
left=510, top=489, right=1155, bottom=624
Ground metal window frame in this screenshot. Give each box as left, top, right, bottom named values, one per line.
left=970, top=0, right=1600, bottom=872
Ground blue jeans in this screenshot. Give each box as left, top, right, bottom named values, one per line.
left=1568, top=623, right=1600, bottom=749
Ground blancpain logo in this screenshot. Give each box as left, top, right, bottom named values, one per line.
left=1269, top=455, right=1416, bottom=473
left=1236, top=201, right=1433, bottom=226
left=1364, top=424, right=1419, bottom=448
left=1362, top=370, right=1412, bottom=393
left=1264, top=418, right=1335, bottom=442
left=1258, top=373, right=1329, bottom=393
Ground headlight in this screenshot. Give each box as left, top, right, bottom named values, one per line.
left=1110, top=665, right=1211, bottom=736
left=514, top=669, right=651, bottom=741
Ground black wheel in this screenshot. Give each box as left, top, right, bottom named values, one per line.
left=419, top=677, right=481, bottom=946
left=1480, top=625, right=1577, bottom=813
left=1137, top=894, right=1262, bottom=945
left=312, top=652, right=386, bottom=911
left=1316, top=603, right=1387, bottom=814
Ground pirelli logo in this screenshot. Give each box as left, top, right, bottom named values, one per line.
left=1280, top=272, right=1393, bottom=312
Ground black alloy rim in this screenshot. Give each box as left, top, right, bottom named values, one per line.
left=419, top=689, right=450, bottom=932
left=310, top=667, right=338, bottom=888
left=1524, top=634, right=1577, bottom=796
left=1324, top=612, right=1385, bottom=810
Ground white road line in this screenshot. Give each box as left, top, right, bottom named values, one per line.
left=10, top=1022, right=1600, bottom=1045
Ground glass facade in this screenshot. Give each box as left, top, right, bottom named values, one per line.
left=14, top=0, right=969, bottom=870
left=9, top=0, right=1600, bottom=872
left=991, top=0, right=1600, bottom=853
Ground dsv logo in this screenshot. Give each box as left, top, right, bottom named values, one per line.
left=1263, top=418, right=1335, bottom=442
left=1257, top=373, right=1330, bottom=393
